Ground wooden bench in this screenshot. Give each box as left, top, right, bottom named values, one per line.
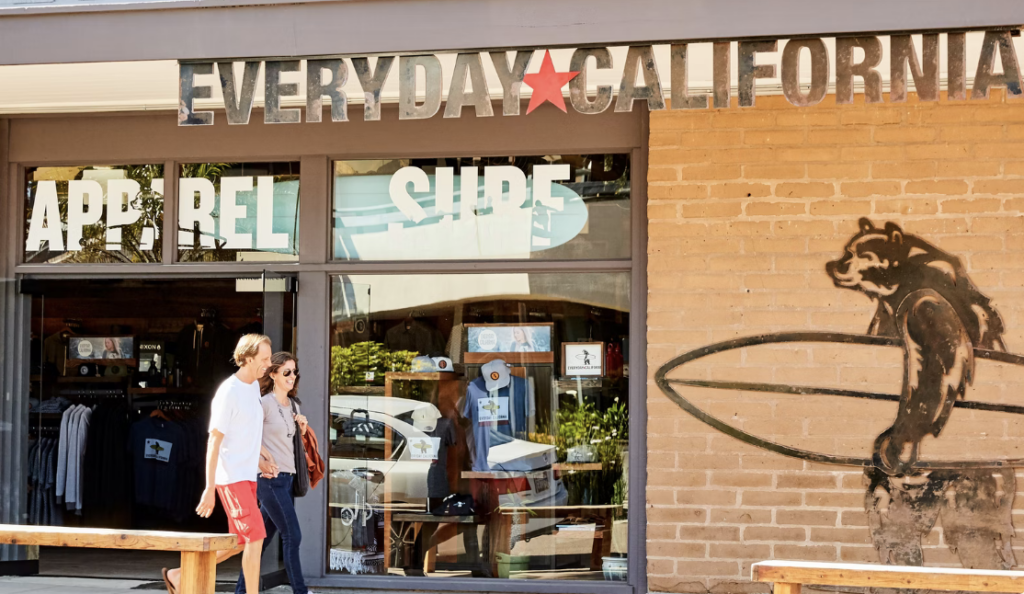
left=752, top=560, right=1024, bottom=594
left=0, top=524, right=237, bottom=594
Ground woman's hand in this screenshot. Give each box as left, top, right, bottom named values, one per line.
left=259, top=457, right=279, bottom=478
left=294, top=413, right=309, bottom=435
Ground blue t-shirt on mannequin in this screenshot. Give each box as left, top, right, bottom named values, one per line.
left=461, top=360, right=529, bottom=471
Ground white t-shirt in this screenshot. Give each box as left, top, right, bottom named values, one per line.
left=208, top=375, right=264, bottom=485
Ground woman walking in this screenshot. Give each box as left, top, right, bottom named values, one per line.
left=237, top=351, right=313, bottom=594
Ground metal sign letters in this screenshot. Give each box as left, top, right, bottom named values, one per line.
left=179, top=30, right=1023, bottom=126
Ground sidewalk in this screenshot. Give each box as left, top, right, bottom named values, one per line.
left=0, top=576, right=297, bottom=594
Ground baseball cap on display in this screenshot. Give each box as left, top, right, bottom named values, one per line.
left=481, top=359, right=510, bottom=391
left=432, top=356, right=454, bottom=372
left=410, top=356, right=438, bottom=372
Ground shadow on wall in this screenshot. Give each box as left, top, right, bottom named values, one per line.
left=657, top=217, right=1018, bottom=570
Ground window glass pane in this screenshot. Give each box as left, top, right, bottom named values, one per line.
left=24, top=165, right=164, bottom=264
left=177, top=162, right=300, bottom=262
left=328, top=272, right=630, bottom=580
left=333, top=155, right=630, bottom=261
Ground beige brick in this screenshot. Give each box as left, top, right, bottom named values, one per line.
left=710, top=183, right=771, bottom=199
left=809, top=200, right=872, bottom=215
left=873, top=199, right=939, bottom=215
left=840, top=181, right=901, bottom=197
left=939, top=125, right=1003, bottom=141
left=806, top=128, right=872, bottom=145
left=682, top=164, right=745, bottom=181
left=777, top=112, right=840, bottom=127
left=648, top=204, right=678, bottom=220
left=677, top=561, right=742, bottom=577
left=647, top=558, right=677, bottom=575
left=648, top=542, right=708, bottom=559
left=677, top=490, right=741, bottom=506
left=937, top=161, right=1002, bottom=178
left=807, top=163, right=870, bottom=179
left=745, top=202, right=807, bottom=216
left=841, top=146, right=905, bottom=161
left=744, top=129, right=805, bottom=145
left=871, top=161, right=937, bottom=179
left=974, top=179, right=1024, bottom=195
left=976, top=143, right=1024, bottom=159
left=656, top=112, right=713, bottom=130
left=681, top=202, right=745, bottom=218
left=777, top=473, right=837, bottom=489
left=679, top=526, right=741, bottom=542
left=651, top=130, right=682, bottom=147
left=649, top=167, right=680, bottom=182
left=773, top=220, right=836, bottom=236
left=743, top=526, right=807, bottom=542
left=648, top=524, right=679, bottom=540
left=840, top=546, right=881, bottom=563
left=712, top=112, right=776, bottom=129
left=650, top=184, right=709, bottom=200
left=940, top=198, right=1002, bottom=214
left=651, top=507, right=709, bottom=523
left=840, top=511, right=870, bottom=527
left=874, top=127, right=937, bottom=143
left=742, top=491, right=802, bottom=506
left=810, top=527, right=873, bottom=545
left=905, top=180, right=968, bottom=195
left=649, top=471, right=708, bottom=488
left=776, top=510, right=839, bottom=526
left=743, top=163, right=806, bottom=179
left=779, top=148, right=840, bottom=162
left=775, top=182, right=835, bottom=198
left=709, top=509, right=773, bottom=524
left=773, top=544, right=838, bottom=561
left=840, top=110, right=901, bottom=125
left=709, top=472, right=773, bottom=487
left=709, top=544, right=772, bottom=559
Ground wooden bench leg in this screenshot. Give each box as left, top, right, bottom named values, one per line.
left=775, top=583, right=801, bottom=594
left=179, top=551, right=217, bottom=594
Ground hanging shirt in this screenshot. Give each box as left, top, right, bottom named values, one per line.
left=424, top=418, right=457, bottom=499
left=130, top=416, right=187, bottom=512
left=461, top=375, right=528, bottom=472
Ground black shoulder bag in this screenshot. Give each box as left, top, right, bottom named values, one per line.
left=290, top=399, right=311, bottom=497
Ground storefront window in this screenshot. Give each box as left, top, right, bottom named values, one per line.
left=332, top=155, right=631, bottom=261
left=328, top=272, right=630, bottom=580
left=177, top=162, right=300, bottom=262
left=24, top=165, right=165, bottom=264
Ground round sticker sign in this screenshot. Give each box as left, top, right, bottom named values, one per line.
left=477, top=329, right=498, bottom=351
left=77, top=340, right=94, bottom=358
left=490, top=371, right=500, bottom=381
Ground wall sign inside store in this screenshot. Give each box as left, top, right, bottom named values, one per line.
left=180, top=30, right=1023, bottom=125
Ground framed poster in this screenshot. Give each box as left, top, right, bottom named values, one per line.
left=563, top=342, right=605, bottom=377
left=464, top=323, right=554, bottom=364
left=68, top=336, right=135, bottom=365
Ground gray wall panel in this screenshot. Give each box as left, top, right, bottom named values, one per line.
left=0, top=0, right=1020, bottom=66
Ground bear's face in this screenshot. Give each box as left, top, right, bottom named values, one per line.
left=827, top=218, right=907, bottom=297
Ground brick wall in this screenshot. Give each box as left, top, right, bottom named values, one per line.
left=646, top=90, right=1024, bottom=593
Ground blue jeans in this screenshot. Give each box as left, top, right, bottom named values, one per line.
left=235, top=473, right=308, bottom=594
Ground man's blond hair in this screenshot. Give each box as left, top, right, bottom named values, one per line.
left=234, top=334, right=271, bottom=367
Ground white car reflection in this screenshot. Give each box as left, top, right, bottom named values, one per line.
left=329, top=395, right=568, bottom=512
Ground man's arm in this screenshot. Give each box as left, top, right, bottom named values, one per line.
left=196, top=429, right=225, bottom=518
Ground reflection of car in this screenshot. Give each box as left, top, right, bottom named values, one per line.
left=329, top=395, right=568, bottom=511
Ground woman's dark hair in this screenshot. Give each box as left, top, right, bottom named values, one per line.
left=259, top=351, right=300, bottom=403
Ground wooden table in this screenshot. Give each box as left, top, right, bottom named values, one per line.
left=0, top=524, right=236, bottom=594
left=493, top=504, right=623, bottom=573
left=752, top=560, right=1024, bottom=594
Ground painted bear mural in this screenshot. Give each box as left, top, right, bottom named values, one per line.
left=655, top=218, right=1019, bottom=571
left=826, top=218, right=1014, bottom=569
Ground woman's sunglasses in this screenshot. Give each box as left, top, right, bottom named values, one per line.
left=281, top=369, right=300, bottom=379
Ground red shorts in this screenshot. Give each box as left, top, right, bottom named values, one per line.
left=216, top=481, right=266, bottom=545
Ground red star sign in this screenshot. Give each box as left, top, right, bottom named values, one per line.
left=523, top=50, right=580, bottom=114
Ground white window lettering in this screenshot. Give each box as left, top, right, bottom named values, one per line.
left=389, top=167, right=429, bottom=223
left=178, top=178, right=216, bottom=248
left=25, top=180, right=64, bottom=252
left=256, top=176, right=289, bottom=249
left=105, top=179, right=142, bottom=250
left=67, top=180, right=104, bottom=251
left=484, top=166, right=527, bottom=215
left=220, top=177, right=253, bottom=249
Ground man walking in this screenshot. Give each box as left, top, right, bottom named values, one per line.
left=164, top=334, right=273, bottom=594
